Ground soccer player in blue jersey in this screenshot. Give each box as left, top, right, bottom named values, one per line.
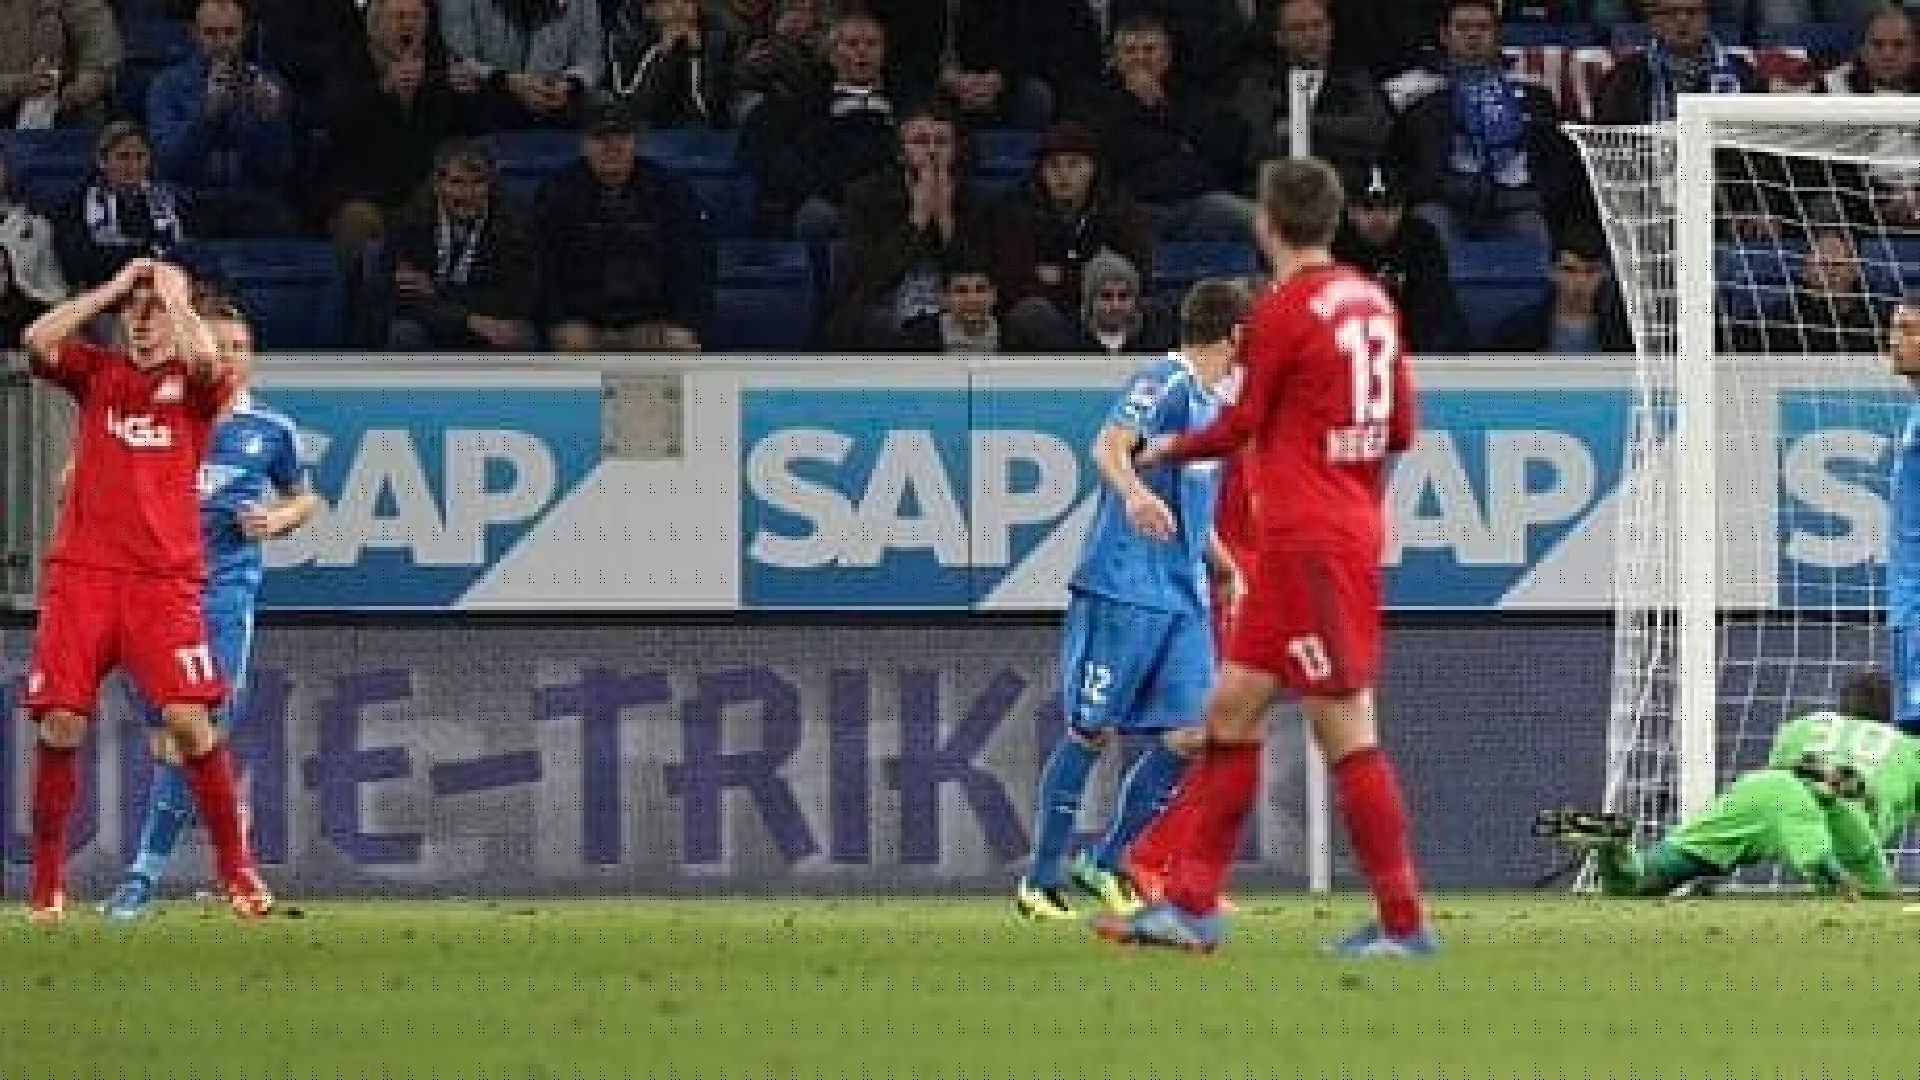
left=105, top=302, right=320, bottom=921
left=1017, top=278, right=1251, bottom=921
left=1888, top=301, right=1920, bottom=733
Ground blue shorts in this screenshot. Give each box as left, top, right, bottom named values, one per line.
left=1060, top=592, right=1214, bottom=733
left=1893, top=625, right=1920, bottom=735
left=137, top=583, right=256, bottom=729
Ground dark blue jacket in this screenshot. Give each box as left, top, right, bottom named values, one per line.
left=147, top=54, right=297, bottom=191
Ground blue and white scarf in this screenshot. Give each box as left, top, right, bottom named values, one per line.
left=1449, top=65, right=1531, bottom=191
left=82, top=182, right=185, bottom=250
left=1647, top=37, right=1745, bottom=123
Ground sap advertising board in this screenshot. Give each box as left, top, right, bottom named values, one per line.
left=230, top=356, right=1901, bottom=613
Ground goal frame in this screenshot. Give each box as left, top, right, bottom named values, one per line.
left=1669, top=93, right=1917, bottom=822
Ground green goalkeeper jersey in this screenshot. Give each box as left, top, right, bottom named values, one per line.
left=1768, top=710, right=1920, bottom=844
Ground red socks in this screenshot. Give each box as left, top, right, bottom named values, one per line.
left=1163, top=742, right=1261, bottom=917
left=1333, top=746, right=1425, bottom=937
left=30, top=743, right=80, bottom=903
left=182, top=743, right=254, bottom=884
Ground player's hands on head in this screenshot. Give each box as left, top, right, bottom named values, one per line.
left=1123, top=488, right=1176, bottom=543
left=110, top=257, right=156, bottom=297
left=150, top=262, right=194, bottom=309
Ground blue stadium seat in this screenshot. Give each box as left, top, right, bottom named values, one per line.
left=1502, top=22, right=1603, bottom=47
left=1151, top=242, right=1260, bottom=304
left=189, top=239, right=346, bottom=349
left=1754, top=22, right=1856, bottom=61
left=641, top=128, right=754, bottom=237
left=975, top=128, right=1040, bottom=197
left=1611, top=22, right=1744, bottom=48
left=0, top=127, right=97, bottom=212
left=707, top=240, right=814, bottom=350
left=484, top=129, right=579, bottom=206
left=115, top=16, right=195, bottom=121
left=1450, top=237, right=1550, bottom=348
left=1716, top=242, right=1799, bottom=319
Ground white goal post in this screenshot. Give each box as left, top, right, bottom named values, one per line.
left=1570, top=92, right=1920, bottom=843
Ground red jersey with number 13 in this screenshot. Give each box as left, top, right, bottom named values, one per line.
left=1166, top=264, right=1415, bottom=556
left=33, top=340, right=233, bottom=579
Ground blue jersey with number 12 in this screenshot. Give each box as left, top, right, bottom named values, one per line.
left=1069, top=353, right=1229, bottom=616
left=199, top=393, right=305, bottom=596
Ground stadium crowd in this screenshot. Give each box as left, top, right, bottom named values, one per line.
left=0, top=0, right=1913, bottom=354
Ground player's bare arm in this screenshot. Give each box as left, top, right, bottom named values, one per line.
left=239, top=487, right=323, bottom=540
left=1206, top=531, right=1243, bottom=607
left=1093, top=422, right=1176, bottom=542
left=1894, top=300, right=1920, bottom=383
left=150, top=261, right=220, bottom=381
left=21, top=258, right=155, bottom=363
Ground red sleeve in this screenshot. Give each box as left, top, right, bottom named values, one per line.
left=28, top=340, right=110, bottom=399
left=1166, top=301, right=1292, bottom=462
left=1387, top=344, right=1418, bottom=454
left=186, top=364, right=238, bottom=419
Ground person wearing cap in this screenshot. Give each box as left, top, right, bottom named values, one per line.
left=1072, top=248, right=1174, bottom=355
left=53, top=122, right=191, bottom=291
left=990, top=120, right=1152, bottom=349
left=1490, top=223, right=1633, bottom=354
left=1234, top=0, right=1392, bottom=177
left=1331, top=160, right=1467, bottom=354
left=383, top=138, right=540, bottom=350
left=1386, top=0, right=1576, bottom=247
left=532, top=101, right=715, bottom=352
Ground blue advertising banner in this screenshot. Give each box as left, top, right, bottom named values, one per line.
left=1776, top=389, right=1909, bottom=610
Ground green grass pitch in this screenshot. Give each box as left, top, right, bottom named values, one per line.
left=3, top=894, right=1918, bottom=1077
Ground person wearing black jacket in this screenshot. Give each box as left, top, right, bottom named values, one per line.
left=384, top=139, right=540, bottom=350
left=1490, top=226, right=1633, bottom=354
left=1331, top=160, right=1468, bottom=354
left=534, top=103, right=715, bottom=351
left=601, top=0, right=735, bottom=129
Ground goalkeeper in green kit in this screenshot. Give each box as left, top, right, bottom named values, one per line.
left=1540, top=671, right=1920, bottom=898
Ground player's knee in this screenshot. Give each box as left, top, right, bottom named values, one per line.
left=35, top=710, right=86, bottom=748
left=1068, top=725, right=1114, bottom=751
left=159, top=705, right=220, bottom=755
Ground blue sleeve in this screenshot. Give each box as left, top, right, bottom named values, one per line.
left=148, top=64, right=218, bottom=186
left=269, top=426, right=306, bottom=494
left=1107, top=367, right=1174, bottom=436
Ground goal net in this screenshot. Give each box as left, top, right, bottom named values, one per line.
left=1567, top=95, right=1919, bottom=876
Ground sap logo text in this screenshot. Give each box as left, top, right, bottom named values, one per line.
left=1780, top=426, right=1887, bottom=571
left=746, top=428, right=1080, bottom=568
left=271, top=428, right=558, bottom=568
left=1387, top=428, right=1597, bottom=565
left=107, top=408, right=173, bottom=449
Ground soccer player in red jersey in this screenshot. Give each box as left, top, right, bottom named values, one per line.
left=1107, top=157, right=1433, bottom=956
left=19, top=256, right=272, bottom=924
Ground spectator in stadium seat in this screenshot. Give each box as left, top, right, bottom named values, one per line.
left=729, top=0, right=824, bottom=118
left=254, top=0, right=368, bottom=111
left=1741, top=226, right=1886, bottom=354
left=1386, top=0, right=1575, bottom=247
left=0, top=0, right=119, bottom=128
left=1067, top=248, right=1174, bottom=354
left=318, top=0, right=460, bottom=264
left=1090, top=13, right=1254, bottom=240
left=1818, top=6, right=1920, bottom=227
left=601, top=0, right=735, bottom=129
left=0, top=243, right=51, bottom=344
left=384, top=139, right=540, bottom=349
left=53, top=122, right=190, bottom=289
left=0, top=152, right=69, bottom=303
left=895, top=251, right=1005, bottom=353
left=1490, top=224, right=1633, bottom=354
left=989, top=121, right=1153, bottom=352
left=1235, top=0, right=1393, bottom=176
left=830, top=103, right=988, bottom=348
left=146, top=0, right=299, bottom=239
left=440, top=0, right=602, bottom=131
left=534, top=101, right=714, bottom=351
left=1592, top=0, right=1764, bottom=125
left=855, top=0, right=1053, bottom=129
left=738, top=9, right=901, bottom=239
left=1330, top=160, right=1468, bottom=354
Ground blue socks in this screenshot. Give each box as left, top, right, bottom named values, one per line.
left=1094, top=742, right=1189, bottom=872
left=128, top=764, right=194, bottom=883
left=1028, top=735, right=1101, bottom=889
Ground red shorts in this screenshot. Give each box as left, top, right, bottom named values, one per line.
left=1225, top=550, right=1382, bottom=696
left=24, top=564, right=227, bottom=715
